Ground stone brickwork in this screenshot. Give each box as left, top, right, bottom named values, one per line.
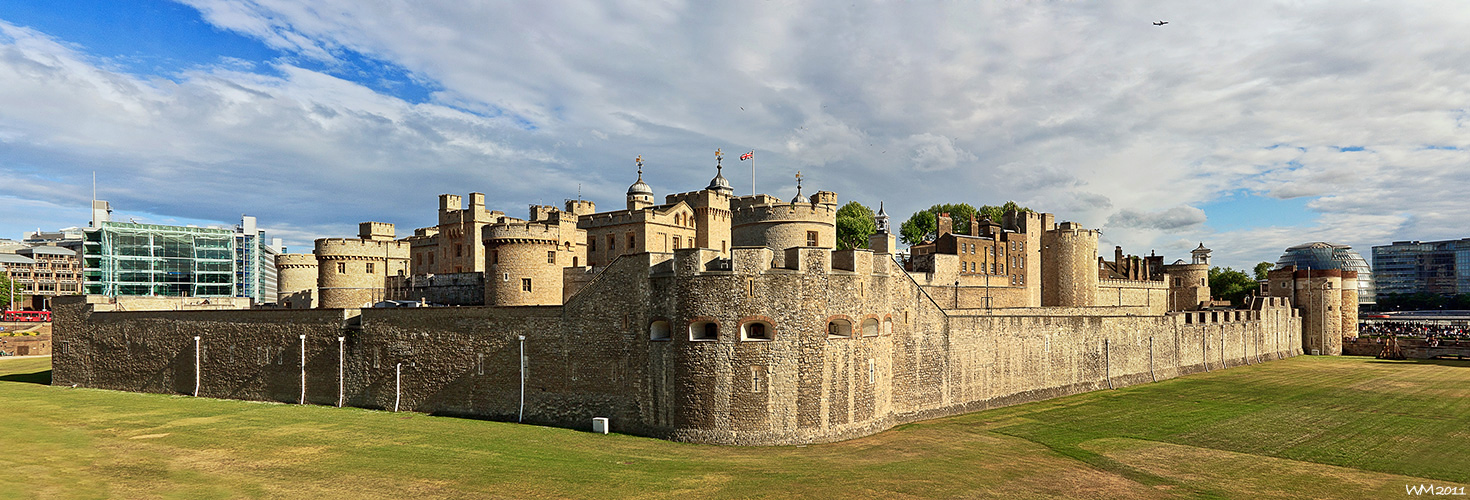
left=1267, top=266, right=1356, bottom=355
left=53, top=243, right=1304, bottom=446
left=387, top=272, right=485, bottom=306
left=315, top=236, right=410, bottom=309
left=1041, top=223, right=1099, bottom=307
left=275, top=253, right=318, bottom=309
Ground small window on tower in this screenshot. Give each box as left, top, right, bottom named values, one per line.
left=548, top=251, right=556, bottom=264
left=807, top=231, right=818, bottom=246
left=627, top=233, right=636, bottom=250
left=522, top=278, right=532, bottom=292
left=456, top=244, right=463, bottom=257
left=366, top=262, right=374, bottom=274
left=337, top=262, right=346, bottom=274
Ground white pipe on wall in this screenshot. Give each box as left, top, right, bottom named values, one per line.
left=394, top=362, right=402, bottom=412
left=526, top=335, right=532, bottom=420
left=299, top=335, right=306, bottom=404
left=193, top=336, right=201, bottom=397
left=337, top=336, right=345, bottom=408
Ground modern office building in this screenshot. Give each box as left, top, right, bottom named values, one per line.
left=0, top=246, right=83, bottom=310
left=1274, top=242, right=1375, bottom=304
left=1372, top=238, right=1470, bottom=297
left=80, top=201, right=281, bottom=303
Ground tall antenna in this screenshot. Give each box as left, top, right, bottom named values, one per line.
left=92, top=171, right=96, bottom=202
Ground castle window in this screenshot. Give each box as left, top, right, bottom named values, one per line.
left=429, top=253, right=435, bottom=266
left=456, top=244, right=463, bottom=257
left=589, top=238, right=596, bottom=252
left=861, top=318, right=879, bottom=337
left=337, top=262, right=346, bottom=274
left=522, top=278, right=532, bottom=292
left=547, top=251, right=556, bottom=264
left=742, top=321, right=773, bottom=341
left=827, top=319, right=852, bottom=338
left=608, top=234, right=615, bottom=252
left=649, top=320, right=671, bottom=341
left=491, top=250, right=498, bottom=264
left=573, top=256, right=578, bottom=267
left=884, top=318, right=893, bottom=336
left=1175, top=278, right=1182, bottom=286
left=807, top=231, right=819, bottom=247
left=627, top=233, right=636, bottom=251
left=672, top=236, right=681, bottom=249
left=690, top=320, right=719, bottom=341
left=366, top=262, right=374, bottom=274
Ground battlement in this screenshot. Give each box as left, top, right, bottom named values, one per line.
left=358, top=221, right=395, bottom=241
left=731, top=200, right=838, bottom=225
left=315, top=238, right=410, bottom=258
left=483, top=221, right=571, bottom=243
left=1046, top=221, right=1098, bottom=237
left=275, top=253, right=318, bottom=268
left=564, top=199, right=596, bottom=216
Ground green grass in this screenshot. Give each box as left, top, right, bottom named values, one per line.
left=1, top=355, right=1466, bottom=499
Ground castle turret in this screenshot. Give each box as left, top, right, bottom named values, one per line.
left=275, top=253, right=318, bottom=309
left=1041, top=221, right=1098, bottom=307
left=731, top=174, right=836, bottom=261
left=315, top=227, right=411, bottom=308
left=484, top=210, right=585, bottom=306
left=706, top=149, right=735, bottom=197
left=869, top=202, right=896, bottom=254
left=627, top=156, right=655, bottom=211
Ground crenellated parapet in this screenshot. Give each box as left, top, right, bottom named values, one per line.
left=730, top=192, right=838, bottom=260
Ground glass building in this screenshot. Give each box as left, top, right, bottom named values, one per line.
left=81, top=211, right=280, bottom=302
left=1274, top=242, right=1375, bottom=304
left=1372, top=239, right=1470, bottom=297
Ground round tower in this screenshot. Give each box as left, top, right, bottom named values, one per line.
left=1165, top=263, right=1210, bottom=311
left=1040, top=222, right=1098, bottom=307
left=316, top=237, right=410, bottom=309
left=275, top=253, right=318, bottom=309
left=484, top=223, right=565, bottom=306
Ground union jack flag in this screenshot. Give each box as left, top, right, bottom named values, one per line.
left=740, top=151, right=754, bottom=161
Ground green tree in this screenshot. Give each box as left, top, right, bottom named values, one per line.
left=900, top=201, right=1034, bottom=246
left=1253, top=262, right=1274, bottom=281
left=899, top=211, right=935, bottom=245
left=835, top=202, right=877, bottom=250
left=1209, top=266, right=1257, bottom=306
left=0, top=273, right=14, bottom=310
left=978, top=201, right=1033, bottom=222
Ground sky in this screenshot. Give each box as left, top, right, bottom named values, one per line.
left=1, top=1, right=1467, bottom=271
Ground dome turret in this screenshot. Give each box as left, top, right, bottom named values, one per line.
left=627, top=155, right=654, bottom=211
left=706, top=148, right=734, bottom=196
left=789, top=170, right=808, bottom=204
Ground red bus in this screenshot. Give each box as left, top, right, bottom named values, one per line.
left=2, top=310, right=50, bottom=322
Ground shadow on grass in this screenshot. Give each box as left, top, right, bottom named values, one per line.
left=1365, top=358, right=1470, bottom=367
left=0, top=370, right=52, bottom=385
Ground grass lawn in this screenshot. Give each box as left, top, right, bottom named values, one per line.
left=1, top=355, right=1466, bottom=499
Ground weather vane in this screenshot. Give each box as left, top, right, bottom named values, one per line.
left=635, top=155, right=643, bottom=177
left=715, top=148, right=723, bottom=168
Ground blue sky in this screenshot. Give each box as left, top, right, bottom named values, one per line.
left=2, top=1, right=1469, bottom=271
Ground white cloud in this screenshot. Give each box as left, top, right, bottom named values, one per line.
left=2, top=2, right=1470, bottom=269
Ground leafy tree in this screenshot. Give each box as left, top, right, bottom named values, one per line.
left=0, top=273, right=13, bottom=310
left=835, top=201, right=876, bottom=250
left=899, top=211, right=935, bottom=245
left=1253, top=262, right=1274, bottom=281
left=1208, top=266, right=1257, bottom=306
left=900, top=201, right=1035, bottom=246
left=979, top=201, right=1034, bottom=222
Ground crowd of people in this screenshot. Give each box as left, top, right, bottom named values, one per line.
left=1359, top=322, right=1469, bottom=343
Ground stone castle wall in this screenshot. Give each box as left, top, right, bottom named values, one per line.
left=52, top=248, right=1303, bottom=446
